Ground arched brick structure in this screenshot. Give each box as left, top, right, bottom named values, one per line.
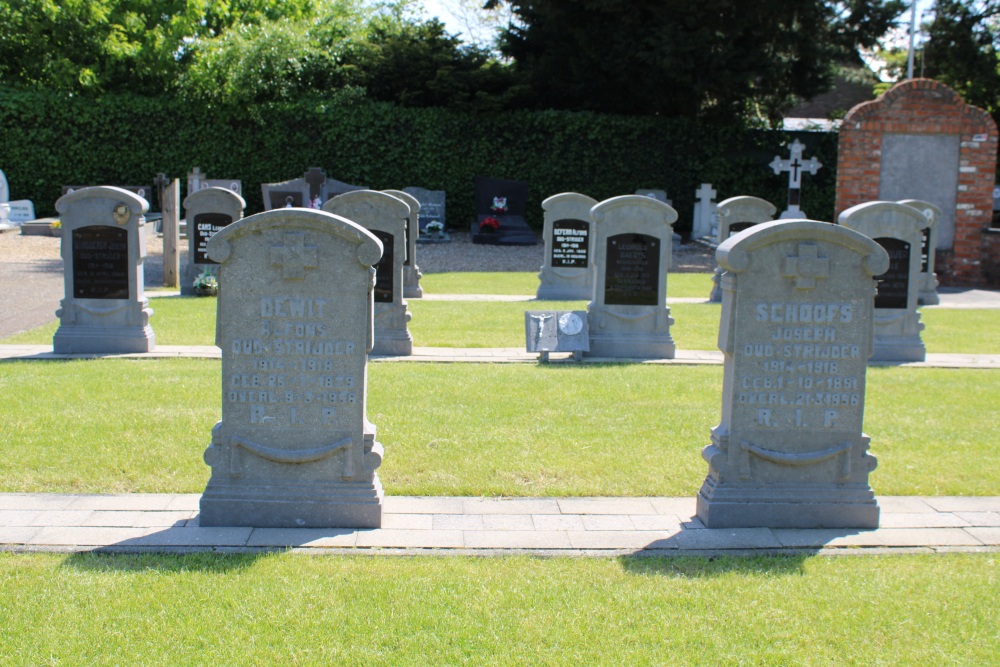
left=835, top=79, right=999, bottom=287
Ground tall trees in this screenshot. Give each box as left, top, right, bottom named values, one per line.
left=922, top=1, right=1000, bottom=118
left=486, top=0, right=905, bottom=123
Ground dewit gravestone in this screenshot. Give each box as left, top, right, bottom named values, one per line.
left=697, top=220, right=887, bottom=529
left=199, top=208, right=385, bottom=528
left=53, top=187, right=155, bottom=353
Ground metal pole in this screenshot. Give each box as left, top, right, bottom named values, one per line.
left=907, top=1, right=917, bottom=79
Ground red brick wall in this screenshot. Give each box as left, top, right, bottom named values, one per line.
left=835, top=79, right=999, bottom=287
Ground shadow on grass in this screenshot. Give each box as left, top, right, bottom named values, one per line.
left=619, top=552, right=814, bottom=578
left=62, top=549, right=276, bottom=573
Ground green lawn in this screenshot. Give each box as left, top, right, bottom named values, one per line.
left=1, top=360, right=996, bottom=496
left=420, top=271, right=713, bottom=298
left=0, top=552, right=995, bottom=666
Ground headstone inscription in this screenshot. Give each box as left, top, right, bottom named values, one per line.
left=52, top=187, right=155, bottom=353
left=181, top=187, right=247, bottom=295
left=536, top=193, right=597, bottom=301
left=324, top=191, right=413, bottom=356
left=898, top=199, right=941, bottom=305
left=199, top=208, right=385, bottom=528
left=709, top=196, right=778, bottom=303
left=383, top=189, right=424, bottom=298
left=403, top=187, right=448, bottom=241
left=839, top=201, right=928, bottom=362
left=697, top=220, right=888, bottom=529
left=585, top=195, right=678, bottom=359
left=471, top=176, right=538, bottom=245
left=691, top=183, right=717, bottom=239
left=769, top=139, right=822, bottom=219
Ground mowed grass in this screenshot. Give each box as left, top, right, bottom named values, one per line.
left=1, top=552, right=995, bottom=666
left=420, top=271, right=713, bottom=298
left=1, top=360, right=997, bottom=496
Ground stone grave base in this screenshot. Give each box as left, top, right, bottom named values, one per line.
left=371, top=331, right=413, bottom=356
left=200, top=478, right=384, bottom=528
left=585, top=332, right=676, bottom=359
left=53, top=325, right=155, bottom=354
left=871, top=334, right=926, bottom=362
left=696, top=481, right=879, bottom=529
left=536, top=283, right=591, bottom=301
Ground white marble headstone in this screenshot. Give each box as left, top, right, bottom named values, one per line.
left=536, top=193, right=597, bottom=301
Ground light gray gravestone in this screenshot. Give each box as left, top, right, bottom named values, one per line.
left=691, top=183, right=717, bottom=239
left=585, top=195, right=678, bottom=359
left=404, top=187, right=448, bottom=240
left=525, top=310, right=589, bottom=361
left=839, top=201, right=928, bottom=362
left=181, top=187, right=246, bottom=295
left=710, top=196, right=778, bottom=303
left=383, top=189, right=423, bottom=298
left=697, top=219, right=888, bottom=529
left=635, top=188, right=672, bottom=207
left=536, top=193, right=597, bottom=300
left=324, top=191, right=413, bottom=356
left=52, top=187, right=155, bottom=353
left=261, top=176, right=311, bottom=211
left=769, top=139, right=822, bottom=219
left=187, top=167, right=242, bottom=197
left=898, top=199, right=941, bottom=305
left=0, top=169, right=9, bottom=224
left=199, top=207, right=385, bottom=528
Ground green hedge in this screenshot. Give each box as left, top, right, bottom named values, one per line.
left=0, top=88, right=840, bottom=233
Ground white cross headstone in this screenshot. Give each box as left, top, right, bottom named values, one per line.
left=692, top=183, right=717, bottom=239
left=769, top=139, right=822, bottom=219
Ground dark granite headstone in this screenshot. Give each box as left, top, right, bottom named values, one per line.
left=873, top=237, right=910, bottom=310
left=72, top=226, right=129, bottom=299
left=193, top=213, right=233, bottom=264
left=371, top=230, right=394, bottom=304
left=551, top=219, right=590, bottom=268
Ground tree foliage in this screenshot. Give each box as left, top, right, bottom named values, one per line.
left=922, top=0, right=1000, bottom=119
left=485, top=0, right=905, bottom=123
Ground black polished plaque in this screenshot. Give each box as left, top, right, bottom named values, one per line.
left=372, top=230, right=394, bottom=303
left=873, top=237, right=910, bottom=309
left=727, top=221, right=759, bottom=238
left=72, top=226, right=129, bottom=299
left=604, top=233, right=659, bottom=306
left=920, top=227, right=931, bottom=273
left=550, top=219, right=590, bottom=268
left=193, top=212, right=233, bottom=264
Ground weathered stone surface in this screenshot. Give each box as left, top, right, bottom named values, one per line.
left=697, top=220, right=888, bottom=529
left=199, top=208, right=385, bottom=528
left=710, top=196, right=777, bottom=302
left=383, top=189, right=423, bottom=298
left=52, top=186, right=155, bottom=353
left=181, top=187, right=245, bottom=295
left=898, top=199, right=941, bottom=305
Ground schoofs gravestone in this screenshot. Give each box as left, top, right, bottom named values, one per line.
left=697, top=220, right=888, bottom=529
left=53, top=187, right=155, bottom=353
left=199, top=208, right=386, bottom=528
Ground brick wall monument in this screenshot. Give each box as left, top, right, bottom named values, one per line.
left=835, top=79, right=1000, bottom=287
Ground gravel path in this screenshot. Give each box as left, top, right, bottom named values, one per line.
left=0, top=227, right=714, bottom=338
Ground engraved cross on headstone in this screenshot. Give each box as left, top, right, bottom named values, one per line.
left=769, top=139, right=821, bottom=218
left=783, top=243, right=830, bottom=289
left=270, top=232, right=318, bottom=280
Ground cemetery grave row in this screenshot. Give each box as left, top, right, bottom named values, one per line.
left=47, top=183, right=922, bottom=532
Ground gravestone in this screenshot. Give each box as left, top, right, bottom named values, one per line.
left=710, top=196, right=777, bottom=303
left=691, top=183, right=717, bottom=239
left=8, top=200, right=35, bottom=223
left=525, top=310, right=589, bottom=361
left=63, top=184, right=155, bottom=207
left=187, top=167, right=242, bottom=196
left=898, top=199, right=941, bottom=305
left=697, top=219, right=888, bottom=529
left=536, top=193, right=597, bottom=300
left=324, top=191, right=413, bottom=355
left=181, top=187, right=247, bottom=295
left=199, top=207, right=385, bottom=528
left=0, top=169, right=8, bottom=224
left=635, top=189, right=672, bottom=206
left=262, top=169, right=367, bottom=210
left=769, top=139, right=822, bottom=219
left=585, top=195, right=677, bottom=358
left=404, top=187, right=448, bottom=241
left=471, top=176, right=538, bottom=245
left=839, top=201, right=928, bottom=362
left=383, top=189, right=423, bottom=298
left=52, top=187, right=155, bottom=353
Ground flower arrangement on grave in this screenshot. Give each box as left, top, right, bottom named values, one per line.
left=491, top=196, right=508, bottom=214
left=425, top=221, right=444, bottom=234
left=479, top=216, right=500, bottom=232
left=192, top=269, right=219, bottom=296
